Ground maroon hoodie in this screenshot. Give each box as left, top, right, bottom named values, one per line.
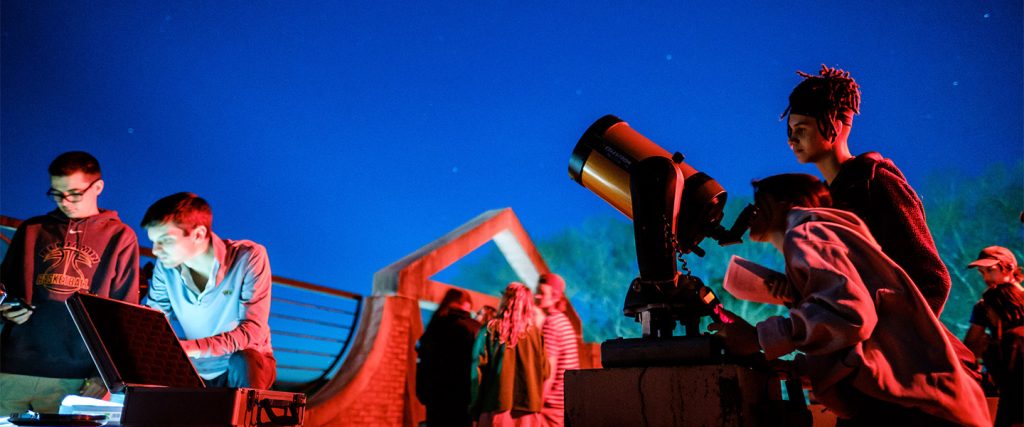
left=827, top=151, right=951, bottom=315
left=1, top=209, right=139, bottom=379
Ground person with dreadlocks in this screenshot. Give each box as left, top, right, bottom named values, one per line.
left=470, top=282, right=550, bottom=426
left=781, top=64, right=952, bottom=316
left=963, top=246, right=1024, bottom=426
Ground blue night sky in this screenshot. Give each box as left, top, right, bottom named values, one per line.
left=2, top=1, right=1022, bottom=296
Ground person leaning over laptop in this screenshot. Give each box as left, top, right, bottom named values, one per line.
left=141, top=192, right=275, bottom=389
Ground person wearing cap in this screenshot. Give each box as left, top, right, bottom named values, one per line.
left=781, top=65, right=951, bottom=316
left=534, top=273, right=579, bottom=427
left=963, top=246, right=1024, bottom=427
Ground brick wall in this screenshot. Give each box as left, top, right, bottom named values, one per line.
left=307, top=297, right=423, bottom=427
left=307, top=209, right=593, bottom=426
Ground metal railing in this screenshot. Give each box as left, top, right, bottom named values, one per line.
left=1, top=215, right=362, bottom=395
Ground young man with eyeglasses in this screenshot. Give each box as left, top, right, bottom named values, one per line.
left=141, top=192, right=276, bottom=389
left=0, top=151, right=140, bottom=415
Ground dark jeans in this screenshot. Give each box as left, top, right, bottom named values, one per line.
left=205, top=349, right=277, bottom=389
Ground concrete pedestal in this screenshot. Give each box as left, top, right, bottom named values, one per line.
left=565, top=364, right=783, bottom=427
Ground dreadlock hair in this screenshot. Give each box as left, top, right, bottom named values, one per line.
left=489, top=282, right=536, bottom=347
left=782, top=64, right=861, bottom=142
left=981, top=283, right=1024, bottom=328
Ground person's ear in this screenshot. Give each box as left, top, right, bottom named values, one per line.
left=93, top=179, right=105, bottom=197
left=827, top=124, right=841, bottom=143
left=191, top=225, right=209, bottom=242
left=831, top=118, right=852, bottom=143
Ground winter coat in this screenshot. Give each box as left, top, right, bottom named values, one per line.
left=416, top=308, right=481, bottom=411
left=470, top=323, right=549, bottom=416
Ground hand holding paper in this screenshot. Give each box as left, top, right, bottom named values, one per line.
left=707, top=307, right=761, bottom=356
left=723, top=255, right=792, bottom=305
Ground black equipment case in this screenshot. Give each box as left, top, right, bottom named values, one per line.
left=66, top=292, right=305, bottom=427
left=120, top=387, right=304, bottom=427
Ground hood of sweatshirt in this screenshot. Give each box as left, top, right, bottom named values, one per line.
left=45, top=207, right=123, bottom=225
left=830, top=151, right=907, bottom=187
left=786, top=206, right=880, bottom=250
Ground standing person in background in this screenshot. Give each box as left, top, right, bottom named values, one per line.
left=781, top=65, right=951, bottom=315
left=471, top=282, right=549, bottom=427
left=142, top=192, right=276, bottom=389
left=534, top=273, right=579, bottom=427
left=963, top=246, right=1024, bottom=427
left=416, top=288, right=481, bottom=427
left=0, top=151, right=139, bottom=414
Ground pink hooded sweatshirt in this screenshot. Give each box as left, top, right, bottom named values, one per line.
left=756, top=207, right=989, bottom=426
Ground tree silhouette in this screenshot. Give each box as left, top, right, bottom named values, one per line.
left=923, top=162, right=1024, bottom=337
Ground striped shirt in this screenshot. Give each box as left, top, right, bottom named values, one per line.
left=541, top=311, right=580, bottom=408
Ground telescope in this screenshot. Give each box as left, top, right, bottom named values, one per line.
left=569, top=115, right=752, bottom=365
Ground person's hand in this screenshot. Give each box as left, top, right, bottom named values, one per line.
left=79, top=376, right=109, bottom=399
left=707, top=308, right=761, bottom=357
left=0, top=303, right=32, bottom=324
left=765, top=272, right=796, bottom=304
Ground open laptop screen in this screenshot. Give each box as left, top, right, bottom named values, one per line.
left=66, top=292, right=205, bottom=392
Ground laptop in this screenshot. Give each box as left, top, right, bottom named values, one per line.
left=65, top=293, right=305, bottom=426
left=65, top=292, right=206, bottom=392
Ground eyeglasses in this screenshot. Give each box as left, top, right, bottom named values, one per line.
left=46, top=178, right=100, bottom=203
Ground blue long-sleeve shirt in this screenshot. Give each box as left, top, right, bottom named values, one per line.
left=147, top=233, right=273, bottom=379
